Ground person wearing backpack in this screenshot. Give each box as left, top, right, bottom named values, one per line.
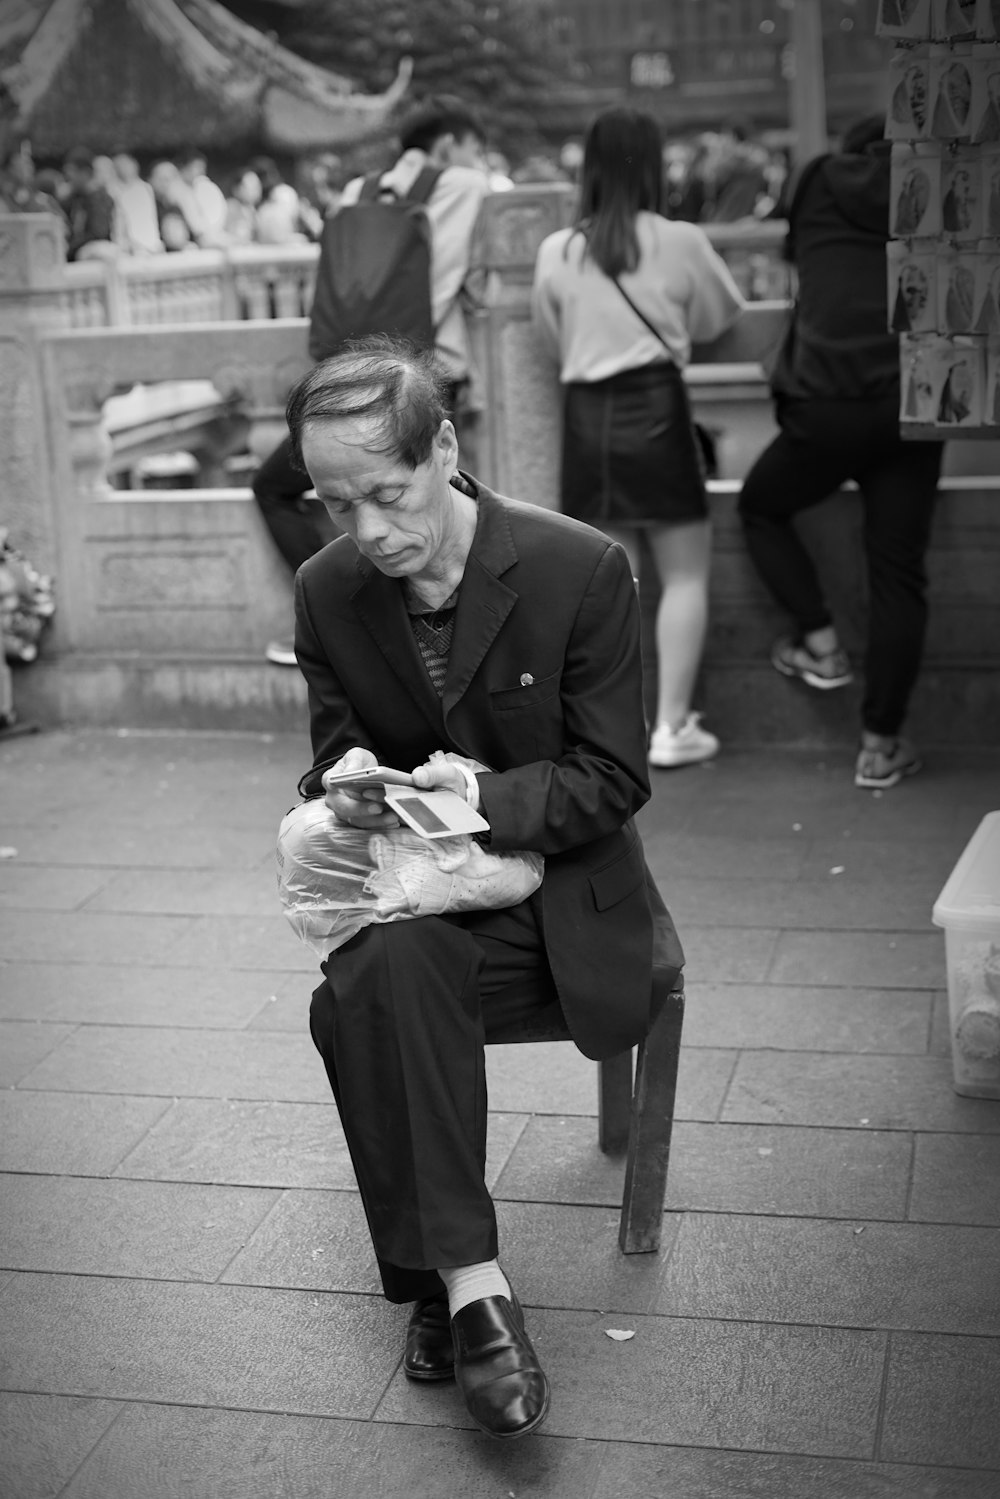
left=254, top=97, right=490, bottom=666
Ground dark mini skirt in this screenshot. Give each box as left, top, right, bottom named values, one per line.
left=560, top=362, right=708, bottom=527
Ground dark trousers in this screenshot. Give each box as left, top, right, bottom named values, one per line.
left=309, top=899, right=562, bottom=1304
left=251, top=435, right=331, bottom=576
left=252, top=381, right=466, bottom=576
left=737, top=395, right=943, bottom=738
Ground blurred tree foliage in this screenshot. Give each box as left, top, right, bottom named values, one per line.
left=229, top=0, right=584, bottom=160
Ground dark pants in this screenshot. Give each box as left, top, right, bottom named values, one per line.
left=251, top=435, right=330, bottom=575
left=253, top=381, right=467, bottom=576
left=309, top=899, right=563, bottom=1304
left=737, top=395, right=943, bottom=738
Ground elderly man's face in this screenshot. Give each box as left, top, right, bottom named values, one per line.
left=303, top=416, right=462, bottom=578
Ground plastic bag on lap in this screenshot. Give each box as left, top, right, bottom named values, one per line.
left=276, top=799, right=544, bottom=960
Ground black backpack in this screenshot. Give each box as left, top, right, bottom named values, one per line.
left=307, top=166, right=442, bottom=363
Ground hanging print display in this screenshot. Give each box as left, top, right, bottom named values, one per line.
left=881, top=0, right=1000, bottom=434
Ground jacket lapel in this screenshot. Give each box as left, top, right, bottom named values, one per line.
left=350, top=562, right=444, bottom=732
left=347, top=481, right=519, bottom=730
left=442, top=485, right=518, bottom=717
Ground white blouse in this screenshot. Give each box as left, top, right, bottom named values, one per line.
left=531, top=211, right=745, bottom=384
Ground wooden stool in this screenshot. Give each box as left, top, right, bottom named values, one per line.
left=487, top=906, right=685, bottom=1254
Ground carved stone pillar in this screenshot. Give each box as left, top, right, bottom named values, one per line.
left=477, top=186, right=574, bottom=506
left=0, top=214, right=71, bottom=585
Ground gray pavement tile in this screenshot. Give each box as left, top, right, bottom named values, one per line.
left=485, top=1040, right=597, bottom=1115
left=18, top=1024, right=330, bottom=1103
left=246, top=991, right=326, bottom=1031
left=112, top=1099, right=353, bottom=1189
left=0, top=1174, right=280, bottom=1281
left=663, top=877, right=943, bottom=932
left=0, top=962, right=301, bottom=1028
left=0, top=820, right=277, bottom=868
left=671, top=925, right=781, bottom=984
left=799, top=835, right=972, bottom=885
left=377, top=1308, right=887, bottom=1457
left=594, top=1443, right=1000, bottom=1499
left=723, top=1053, right=1000, bottom=1133
left=158, top=914, right=314, bottom=971
left=0, top=910, right=198, bottom=965
left=220, top=1189, right=381, bottom=1293
left=881, top=1333, right=1000, bottom=1469
left=81, top=867, right=278, bottom=917
left=909, top=1134, right=1000, bottom=1225
left=487, top=1042, right=735, bottom=1122
left=493, top=1200, right=677, bottom=1314
left=656, top=789, right=961, bottom=843
left=501, top=1038, right=734, bottom=1125
left=664, top=1122, right=913, bottom=1220
left=0, top=1392, right=122, bottom=1499
left=930, top=988, right=954, bottom=1058
left=0, top=864, right=114, bottom=910
left=655, top=1214, right=1000, bottom=1335
left=484, top=1111, right=531, bottom=1190
left=497, top=1117, right=913, bottom=1220
left=492, top=1115, right=627, bottom=1207
left=60, top=1404, right=607, bottom=1499
left=0, top=1273, right=404, bottom=1419
left=767, top=931, right=947, bottom=989
left=643, top=831, right=808, bottom=880
left=0, top=1020, right=76, bottom=1087
left=0, top=1091, right=172, bottom=1176
left=682, top=984, right=933, bottom=1055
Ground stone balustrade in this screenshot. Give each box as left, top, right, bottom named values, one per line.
left=1, top=194, right=998, bottom=744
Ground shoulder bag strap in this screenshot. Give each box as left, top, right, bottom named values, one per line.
left=608, top=273, right=675, bottom=363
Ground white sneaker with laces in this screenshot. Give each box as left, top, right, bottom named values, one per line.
left=648, top=713, right=720, bottom=768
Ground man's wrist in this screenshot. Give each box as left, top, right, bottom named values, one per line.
left=451, top=759, right=481, bottom=812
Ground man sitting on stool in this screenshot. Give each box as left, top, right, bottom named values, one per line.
left=287, top=335, right=683, bottom=1439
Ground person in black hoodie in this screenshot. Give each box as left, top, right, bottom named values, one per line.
left=737, top=115, right=944, bottom=790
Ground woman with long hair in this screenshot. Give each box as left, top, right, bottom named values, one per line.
left=532, top=107, right=745, bottom=766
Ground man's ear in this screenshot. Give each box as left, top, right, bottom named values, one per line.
left=435, top=418, right=460, bottom=467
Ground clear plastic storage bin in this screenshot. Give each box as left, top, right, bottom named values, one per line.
left=932, top=811, right=1000, bottom=1099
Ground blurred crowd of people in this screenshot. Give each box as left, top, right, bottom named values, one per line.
left=0, top=116, right=788, bottom=265
left=0, top=139, right=350, bottom=260
left=511, top=118, right=788, bottom=225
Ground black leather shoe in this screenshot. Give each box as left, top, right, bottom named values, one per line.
left=451, top=1294, right=550, bottom=1439
left=403, top=1294, right=455, bottom=1382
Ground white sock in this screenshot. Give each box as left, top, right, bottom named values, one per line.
left=437, top=1260, right=511, bottom=1318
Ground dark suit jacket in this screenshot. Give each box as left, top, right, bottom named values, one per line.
left=293, top=475, right=684, bottom=1060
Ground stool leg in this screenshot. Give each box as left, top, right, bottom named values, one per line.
left=618, top=988, right=685, bottom=1254
left=598, top=1049, right=633, bottom=1154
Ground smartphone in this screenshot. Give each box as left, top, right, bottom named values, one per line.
left=323, top=765, right=415, bottom=793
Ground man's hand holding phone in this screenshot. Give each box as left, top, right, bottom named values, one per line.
left=322, top=749, right=402, bottom=829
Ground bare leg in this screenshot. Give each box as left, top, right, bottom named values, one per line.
left=606, top=521, right=712, bottom=732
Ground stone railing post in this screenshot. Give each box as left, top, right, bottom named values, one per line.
left=478, top=185, right=574, bottom=504
left=0, top=213, right=73, bottom=595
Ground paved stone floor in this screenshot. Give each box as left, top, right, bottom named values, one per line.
left=1, top=728, right=999, bottom=1499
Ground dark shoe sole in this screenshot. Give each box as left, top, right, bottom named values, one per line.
left=403, top=1362, right=455, bottom=1383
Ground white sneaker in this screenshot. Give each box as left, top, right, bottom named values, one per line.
left=265, top=640, right=298, bottom=666
left=648, top=713, right=719, bottom=768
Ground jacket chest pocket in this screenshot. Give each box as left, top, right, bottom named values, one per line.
left=487, top=669, right=563, bottom=761
left=489, top=669, right=561, bottom=713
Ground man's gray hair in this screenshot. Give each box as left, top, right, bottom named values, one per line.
left=285, top=335, right=449, bottom=473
